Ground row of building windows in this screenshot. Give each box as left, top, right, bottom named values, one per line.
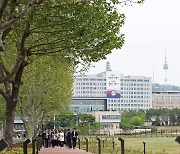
left=121, top=79, right=150, bottom=82
left=75, top=82, right=106, bottom=86
left=121, top=83, right=149, bottom=86
left=101, top=115, right=120, bottom=120
left=76, top=78, right=106, bottom=81
left=75, top=87, right=106, bottom=90
left=121, top=87, right=149, bottom=90
left=76, top=82, right=150, bottom=87
left=74, top=91, right=105, bottom=94
left=108, top=108, right=149, bottom=111
left=154, top=95, right=180, bottom=98
left=108, top=104, right=145, bottom=107
left=108, top=99, right=150, bottom=103
left=76, top=78, right=149, bottom=82
left=122, top=92, right=149, bottom=94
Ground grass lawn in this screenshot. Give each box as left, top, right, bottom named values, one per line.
left=123, top=137, right=180, bottom=154
left=81, top=136, right=180, bottom=154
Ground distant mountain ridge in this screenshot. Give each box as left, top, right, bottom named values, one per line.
left=152, top=83, right=180, bottom=92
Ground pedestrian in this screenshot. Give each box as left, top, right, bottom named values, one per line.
left=64, top=129, right=67, bottom=147
left=66, top=128, right=72, bottom=148
left=58, top=129, right=65, bottom=147
left=51, top=130, right=57, bottom=147
left=44, top=130, right=50, bottom=148
left=72, top=128, right=78, bottom=149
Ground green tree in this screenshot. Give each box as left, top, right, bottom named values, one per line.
left=169, top=113, right=176, bottom=126
left=45, top=112, right=76, bottom=129
left=121, top=110, right=145, bottom=130
left=55, top=113, right=76, bottom=129
left=0, top=0, right=143, bottom=146
left=176, top=114, right=180, bottom=126
left=16, top=56, right=73, bottom=140
left=77, top=114, right=99, bottom=135
left=154, top=117, right=161, bottom=126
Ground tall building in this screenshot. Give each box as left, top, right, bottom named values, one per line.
left=71, top=62, right=152, bottom=113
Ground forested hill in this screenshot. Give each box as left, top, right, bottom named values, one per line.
left=153, top=83, right=180, bottom=91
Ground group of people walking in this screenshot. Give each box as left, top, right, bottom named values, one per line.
left=41, top=128, right=78, bottom=149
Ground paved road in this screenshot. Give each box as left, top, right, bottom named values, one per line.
left=39, top=147, right=93, bottom=154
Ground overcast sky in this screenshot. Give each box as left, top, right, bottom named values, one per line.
left=88, top=0, right=180, bottom=86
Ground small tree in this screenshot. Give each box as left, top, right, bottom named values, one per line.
left=154, top=117, right=161, bottom=126
left=169, top=113, right=176, bottom=126
left=176, top=114, right=180, bottom=126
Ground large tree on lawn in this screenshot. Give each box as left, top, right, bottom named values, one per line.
left=0, top=0, right=143, bottom=147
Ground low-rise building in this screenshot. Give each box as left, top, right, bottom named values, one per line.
left=88, top=111, right=121, bottom=130
left=152, top=91, right=180, bottom=109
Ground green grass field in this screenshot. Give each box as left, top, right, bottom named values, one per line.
left=80, top=136, right=180, bottom=154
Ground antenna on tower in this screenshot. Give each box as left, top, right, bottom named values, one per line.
left=163, top=49, right=168, bottom=83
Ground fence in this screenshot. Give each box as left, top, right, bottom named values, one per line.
left=78, top=133, right=180, bottom=154
left=0, top=137, right=43, bottom=154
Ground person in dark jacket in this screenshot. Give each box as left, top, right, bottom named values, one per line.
left=44, top=130, right=50, bottom=148
left=66, top=129, right=72, bottom=148
left=72, top=128, right=78, bottom=149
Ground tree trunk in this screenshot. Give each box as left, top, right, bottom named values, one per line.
left=26, top=124, right=34, bottom=141
left=4, top=99, right=16, bottom=148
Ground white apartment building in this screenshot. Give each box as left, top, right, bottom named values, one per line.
left=71, top=62, right=152, bottom=113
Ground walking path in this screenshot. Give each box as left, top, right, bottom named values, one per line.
left=39, top=147, right=92, bottom=154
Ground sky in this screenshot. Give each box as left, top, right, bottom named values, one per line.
left=88, top=0, right=180, bottom=86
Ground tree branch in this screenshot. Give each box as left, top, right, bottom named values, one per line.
left=20, top=23, right=31, bottom=52
left=30, top=49, right=65, bottom=55
left=0, top=54, right=25, bottom=83
left=28, top=39, right=65, bottom=50
left=0, top=0, right=10, bottom=19
left=1, top=0, right=43, bottom=31
left=0, top=0, right=44, bottom=52
left=0, top=87, right=8, bottom=100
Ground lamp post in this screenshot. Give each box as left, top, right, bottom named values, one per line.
left=53, top=115, right=56, bottom=129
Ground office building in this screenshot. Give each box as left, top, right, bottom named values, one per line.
left=152, top=91, right=180, bottom=109
left=71, top=62, right=152, bottom=113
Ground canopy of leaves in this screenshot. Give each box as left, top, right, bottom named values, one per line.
left=18, top=55, right=74, bottom=119
left=121, top=110, right=146, bottom=130
left=3, top=0, right=125, bottom=69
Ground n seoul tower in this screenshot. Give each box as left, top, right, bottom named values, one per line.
left=163, top=50, right=168, bottom=83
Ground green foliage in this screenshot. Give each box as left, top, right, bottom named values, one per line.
left=146, top=108, right=180, bottom=126
left=121, top=110, right=146, bottom=130
left=77, top=114, right=102, bottom=135
left=177, top=114, right=180, bottom=125
left=154, top=117, right=161, bottom=126
left=0, top=96, right=5, bottom=124
left=45, top=113, right=101, bottom=134
left=16, top=56, right=74, bottom=138
left=169, top=113, right=176, bottom=126
left=56, top=113, right=76, bottom=129
left=0, top=0, right=142, bottom=145
left=19, top=56, right=73, bottom=114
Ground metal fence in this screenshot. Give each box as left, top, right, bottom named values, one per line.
left=0, top=137, right=43, bottom=154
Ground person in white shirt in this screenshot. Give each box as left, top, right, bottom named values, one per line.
left=58, top=129, right=65, bottom=147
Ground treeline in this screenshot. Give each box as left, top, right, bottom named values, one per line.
left=121, top=108, right=180, bottom=130
left=153, top=83, right=180, bottom=91
left=45, top=113, right=101, bottom=135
